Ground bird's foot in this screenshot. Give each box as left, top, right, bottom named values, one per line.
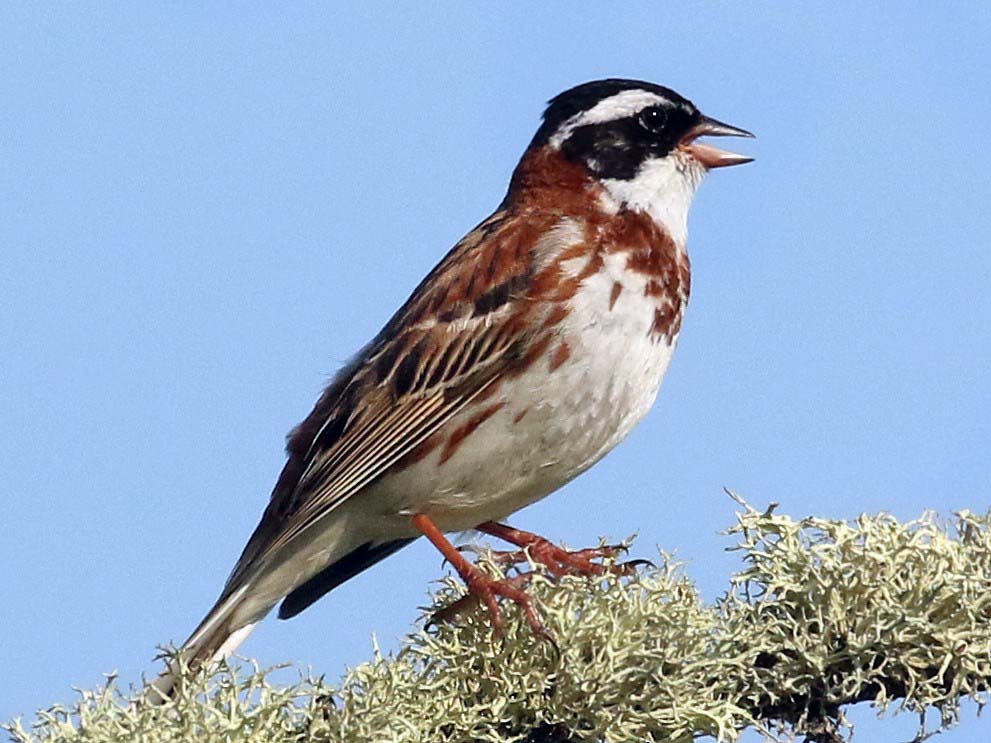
left=478, top=521, right=644, bottom=577
left=413, top=513, right=553, bottom=642
left=428, top=570, right=552, bottom=643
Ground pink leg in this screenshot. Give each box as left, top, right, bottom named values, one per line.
left=412, top=514, right=551, bottom=639
left=476, top=521, right=637, bottom=577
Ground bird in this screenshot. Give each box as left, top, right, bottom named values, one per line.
left=150, top=78, right=752, bottom=700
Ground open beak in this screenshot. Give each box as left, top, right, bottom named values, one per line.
left=681, top=115, right=754, bottom=169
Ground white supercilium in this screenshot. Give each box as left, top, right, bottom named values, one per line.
left=549, top=90, right=667, bottom=148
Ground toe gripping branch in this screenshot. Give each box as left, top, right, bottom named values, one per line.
left=412, top=513, right=549, bottom=639
left=411, top=514, right=646, bottom=642
left=475, top=521, right=643, bottom=577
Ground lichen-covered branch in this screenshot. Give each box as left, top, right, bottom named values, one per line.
left=7, top=502, right=991, bottom=742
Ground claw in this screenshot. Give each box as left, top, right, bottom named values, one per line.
left=427, top=591, right=480, bottom=629
left=476, top=523, right=640, bottom=578
left=488, top=548, right=525, bottom=564
left=428, top=572, right=541, bottom=638
left=416, top=515, right=648, bottom=642
left=532, top=621, right=560, bottom=657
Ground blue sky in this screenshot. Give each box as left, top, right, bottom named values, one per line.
left=2, top=3, right=989, bottom=739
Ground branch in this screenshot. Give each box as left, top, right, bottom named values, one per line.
left=7, top=503, right=991, bottom=742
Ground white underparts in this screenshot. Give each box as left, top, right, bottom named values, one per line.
left=212, top=621, right=259, bottom=665
left=363, top=221, right=687, bottom=534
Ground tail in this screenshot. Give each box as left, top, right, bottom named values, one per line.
left=146, top=584, right=268, bottom=705
left=144, top=537, right=416, bottom=704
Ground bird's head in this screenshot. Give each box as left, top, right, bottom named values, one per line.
left=512, top=78, right=753, bottom=244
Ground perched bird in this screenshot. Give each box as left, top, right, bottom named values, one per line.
left=152, top=78, right=752, bottom=699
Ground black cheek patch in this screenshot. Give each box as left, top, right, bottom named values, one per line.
left=562, top=123, right=642, bottom=180
left=561, top=119, right=682, bottom=181
left=558, top=105, right=701, bottom=182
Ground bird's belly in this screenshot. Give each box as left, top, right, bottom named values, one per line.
left=366, top=265, right=683, bottom=535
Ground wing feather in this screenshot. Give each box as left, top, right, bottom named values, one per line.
left=223, top=211, right=584, bottom=590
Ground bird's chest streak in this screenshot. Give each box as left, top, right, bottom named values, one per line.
left=371, top=241, right=689, bottom=534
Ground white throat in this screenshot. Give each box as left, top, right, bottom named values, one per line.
left=599, top=154, right=705, bottom=248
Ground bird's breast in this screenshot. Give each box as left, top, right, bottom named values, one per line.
left=366, top=222, right=690, bottom=534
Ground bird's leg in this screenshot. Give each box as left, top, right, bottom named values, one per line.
left=411, top=513, right=549, bottom=638
left=476, top=521, right=635, bottom=577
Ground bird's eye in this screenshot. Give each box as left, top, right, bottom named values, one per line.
left=638, top=106, right=668, bottom=133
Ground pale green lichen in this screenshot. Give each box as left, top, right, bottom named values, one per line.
left=6, top=503, right=991, bottom=742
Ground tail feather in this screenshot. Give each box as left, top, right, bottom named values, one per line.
left=279, top=538, right=415, bottom=619
left=146, top=538, right=411, bottom=704
left=146, top=585, right=264, bottom=704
